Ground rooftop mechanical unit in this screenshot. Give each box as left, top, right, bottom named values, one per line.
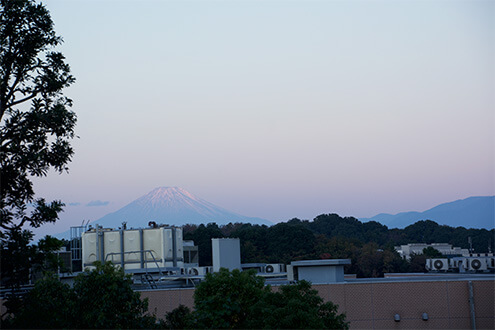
left=82, top=225, right=184, bottom=272
left=430, top=258, right=449, bottom=271
left=425, top=259, right=433, bottom=271
left=187, top=266, right=212, bottom=276
left=488, top=257, right=495, bottom=270
left=265, top=263, right=286, bottom=274
left=449, top=258, right=462, bottom=270
left=466, top=258, right=488, bottom=271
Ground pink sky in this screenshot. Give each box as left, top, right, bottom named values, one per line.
left=28, top=0, right=494, bottom=238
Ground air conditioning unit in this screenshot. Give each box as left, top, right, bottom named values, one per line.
left=425, top=259, right=433, bottom=271
left=265, top=264, right=286, bottom=273
left=431, top=258, right=449, bottom=271
left=449, top=258, right=466, bottom=271
left=187, top=267, right=200, bottom=276
left=488, top=257, right=495, bottom=270
left=468, top=258, right=488, bottom=271
left=187, top=266, right=210, bottom=276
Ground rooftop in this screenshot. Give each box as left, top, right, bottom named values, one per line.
left=291, top=259, right=351, bottom=266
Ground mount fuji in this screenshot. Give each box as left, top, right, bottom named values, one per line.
left=91, top=187, right=272, bottom=229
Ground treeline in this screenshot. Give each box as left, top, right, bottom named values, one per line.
left=183, top=214, right=495, bottom=278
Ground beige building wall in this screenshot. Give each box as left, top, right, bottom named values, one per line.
left=140, top=279, right=494, bottom=329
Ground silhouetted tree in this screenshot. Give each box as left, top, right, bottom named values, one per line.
left=3, top=274, right=75, bottom=328
left=162, top=305, right=192, bottom=329
left=265, top=220, right=316, bottom=263
left=4, top=262, right=157, bottom=329
left=72, top=262, right=156, bottom=329
left=231, top=223, right=269, bottom=263
left=1, top=0, right=76, bottom=232
left=409, top=254, right=427, bottom=272
left=183, top=223, right=224, bottom=266
left=249, top=280, right=348, bottom=329
left=169, top=268, right=348, bottom=329
left=183, top=215, right=494, bottom=278
left=1, top=230, right=65, bottom=319
left=193, top=268, right=269, bottom=328
left=423, top=246, right=443, bottom=258
left=1, top=1, right=77, bottom=303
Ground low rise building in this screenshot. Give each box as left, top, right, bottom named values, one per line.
left=139, top=273, right=495, bottom=329
left=395, top=243, right=469, bottom=259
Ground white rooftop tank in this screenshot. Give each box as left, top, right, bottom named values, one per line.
left=81, top=225, right=184, bottom=271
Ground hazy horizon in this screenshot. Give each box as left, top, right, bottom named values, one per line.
left=29, top=0, right=494, bottom=237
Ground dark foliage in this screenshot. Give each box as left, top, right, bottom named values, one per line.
left=183, top=214, right=493, bottom=277
left=423, top=246, right=443, bottom=258
left=401, top=220, right=493, bottom=252
left=3, top=274, right=75, bottom=329
left=0, top=229, right=36, bottom=291
left=5, top=261, right=157, bottom=329
left=1, top=0, right=77, bottom=232
left=0, top=230, right=65, bottom=294
left=72, top=262, right=156, bottom=329
left=264, top=220, right=316, bottom=263
left=183, top=223, right=224, bottom=266
left=169, top=268, right=348, bottom=329
left=249, top=280, right=348, bottom=329
left=193, top=268, right=269, bottom=328
left=1, top=1, right=77, bottom=314
left=162, top=305, right=192, bottom=329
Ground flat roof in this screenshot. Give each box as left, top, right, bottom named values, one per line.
left=291, top=259, right=351, bottom=266
left=241, top=263, right=267, bottom=268
left=346, top=273, right=495, bottom=284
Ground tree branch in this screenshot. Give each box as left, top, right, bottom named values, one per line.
left=5, top=68, right=27, bottom=106
left=0, top=222, right=15, bottom=231
left=6, top=92, right=38, bottom=108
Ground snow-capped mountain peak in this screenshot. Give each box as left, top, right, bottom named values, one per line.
left=145, top=187, right=196, bottom=202
left=92, top=187, right=272, bottom=228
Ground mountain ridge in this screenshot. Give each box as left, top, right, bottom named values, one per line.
left=360, top=196, right=494, bottom=229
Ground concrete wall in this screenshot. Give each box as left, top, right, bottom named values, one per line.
left=211, top=238, right=241, bottom=272
left=140, top=279, right=494, bottom=329
left=297, top=265, right=345, bottom=283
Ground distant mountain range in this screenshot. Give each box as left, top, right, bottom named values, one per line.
left=52, top=191, right=493, bottom=240
left=91, top=187, right=272, bottom=229
left=360, top=196, right=494, bottom=229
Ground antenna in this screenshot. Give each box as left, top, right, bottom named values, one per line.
left=468, top=236, right=473, bottom=253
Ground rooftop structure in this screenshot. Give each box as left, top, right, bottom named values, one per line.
left=82, top=225, right=184, bottom=272
left=395, top=243, right=469, bottom=260
left=288, top=259, right=351, bottom=283
left=139, top=273, right=495, bottom=329
left=212, top=238, right=241, bottom=272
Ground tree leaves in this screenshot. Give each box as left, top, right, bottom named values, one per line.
left=4, top=262, right=157, bottom=329
left=174, top=268, right=349, bottom=329
left=0, top=0, right=76, bottom=231
left=0, top=0, right=74, bottom=118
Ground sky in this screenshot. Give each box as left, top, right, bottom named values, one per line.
left=29, top=0, right=494, bottom=237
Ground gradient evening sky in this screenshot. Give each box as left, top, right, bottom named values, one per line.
left=31, top=0, right=494, bottom=237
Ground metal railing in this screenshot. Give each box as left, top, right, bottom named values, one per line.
left=105, top=250, right=164, bottom=276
